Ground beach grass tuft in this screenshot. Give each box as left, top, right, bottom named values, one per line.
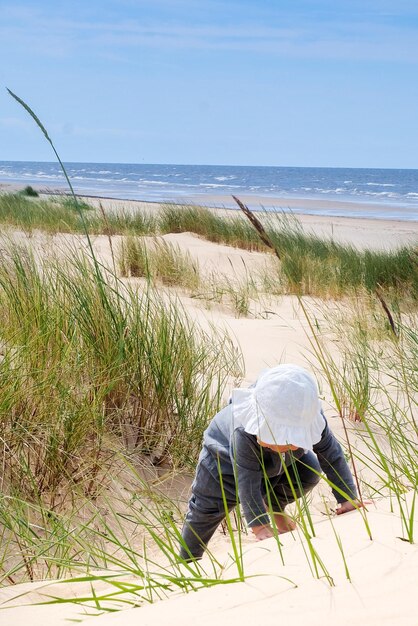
left=20, top=185, right=39, bottom=197
left=119, top=236, right=200, bottom=290
left=0, top=239, right=242, bottom=500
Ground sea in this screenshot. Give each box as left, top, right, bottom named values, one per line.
left=1, top=161, right=418, bottom=220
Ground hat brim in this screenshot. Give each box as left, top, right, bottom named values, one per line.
left=232, top=387, right=325, bottom=450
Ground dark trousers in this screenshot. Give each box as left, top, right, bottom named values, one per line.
left=179, top=451, right=321, bottom=560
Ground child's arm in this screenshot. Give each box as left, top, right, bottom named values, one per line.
left=231, top=428, right=272, bottom=531
left=313, top=416, right=358, bottom=505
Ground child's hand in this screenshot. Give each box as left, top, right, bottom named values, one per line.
left=252, top=524, right=275, bottom=541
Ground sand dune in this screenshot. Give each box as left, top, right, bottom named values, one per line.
left=0, top=200, right=416, bottom=625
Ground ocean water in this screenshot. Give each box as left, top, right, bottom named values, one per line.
left=1, top=161, right=418, bottom=220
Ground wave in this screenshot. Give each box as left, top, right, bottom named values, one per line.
left=364, top=191, right=398, bottom=197
left=305, top=186, right=402, bottom=199
left=202, top=183, right=244, bottom=189
left=72, top=176, right=125, bottom=183
left=137, top=180, right=171, bottom=186
left=23, top=173, right=64, bottom=179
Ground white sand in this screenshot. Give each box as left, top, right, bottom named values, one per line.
left=1, top=496, right=416, bottom=625
left=97, top=494, right=418, bottom=626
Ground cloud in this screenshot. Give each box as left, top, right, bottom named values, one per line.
left=0, top=114, right=145, bottom=143
left=40, top=122, right=146, bottom=140
left=1, top=4, right=418, bottom=64
left=82, top=21, right=418, bottom=64
left=0, top=116, right=34, bottom=130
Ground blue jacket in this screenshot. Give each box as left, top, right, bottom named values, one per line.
left=198, top=404, right=357, bottom=527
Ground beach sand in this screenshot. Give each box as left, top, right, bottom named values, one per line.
left=0, top=191, right=416, bottom=625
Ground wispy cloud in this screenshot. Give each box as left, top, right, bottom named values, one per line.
left=1, top=4, right=418, bottom=63
left=59, top=124, right=146, bottom=139
left=0, top=116, right=34, bottom=130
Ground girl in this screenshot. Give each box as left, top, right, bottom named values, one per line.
left=179, top=364, right=358, bottom=560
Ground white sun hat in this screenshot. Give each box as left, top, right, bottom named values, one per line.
left=232, top=364, right=325, bottom=450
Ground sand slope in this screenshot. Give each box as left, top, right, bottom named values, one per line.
left=1, top=496, right=416, bottom=625
left=96, top=496, right=418, bottom=626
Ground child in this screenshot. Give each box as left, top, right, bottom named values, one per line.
left=179, top=364, right=359, bottom=560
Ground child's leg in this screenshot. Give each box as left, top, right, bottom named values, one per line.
left=179, top=458, right=235, bottom=560
left=179, top=493, right=231, bottom=560
left=266, top=451, right=321, bottom=519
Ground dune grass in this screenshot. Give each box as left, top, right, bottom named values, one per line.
left=118, top=236, right=263, bottom=317
left=158, top=203, right=268, bottom=251
left=158, top=204, right=418, bottom=303
left=301, top=297, right=417, bottom=541
left=0, top=232, right=245, bottom=588
left=194, top=263, right=261, bottom=318
left=0, top=240, right=243, bottom=501
left=119, top=236, right=200, bottom=290
left=0, top=193, right=88, bottom=234
left=0, top=193, right=159, bottom=236
left=0, top=470, right=268, bottom=595
left=261, top=214, right=418, bottom=300
left=2, top=192, right=416, bottom=304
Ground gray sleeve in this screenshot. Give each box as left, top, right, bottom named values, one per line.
left=231, top=429, right=271, bottom=528
left=313, top=417, right=357, bottom=503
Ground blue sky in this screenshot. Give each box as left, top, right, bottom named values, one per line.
left=1, top=0, right=418, bottom=167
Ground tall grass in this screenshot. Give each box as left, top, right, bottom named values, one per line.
left=301, top=298, right=417, bottom=542
left=0, top=240, right=243, bottom=501
left=0, top=193, right=158, bottom=236
left=158, top=204, right=268, bottom=251
left=1, top=192, right=416, bottom=302
left=193, top=264, right=261, bottom=318
left=117, top=204, right=418, bottom=302
left=0, top=193, right=88, bottom=234
left=264, top=214, right=418, bottom=300
left=119, top=236, right=200, bottom=290
left=119, top=237, right=265, bottom=317
left=0, top=471, right=262, bottom=594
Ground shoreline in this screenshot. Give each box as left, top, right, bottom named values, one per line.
left=1, top=182, right=418, bottom=249
left=1, top=181, right=418, bottom=223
